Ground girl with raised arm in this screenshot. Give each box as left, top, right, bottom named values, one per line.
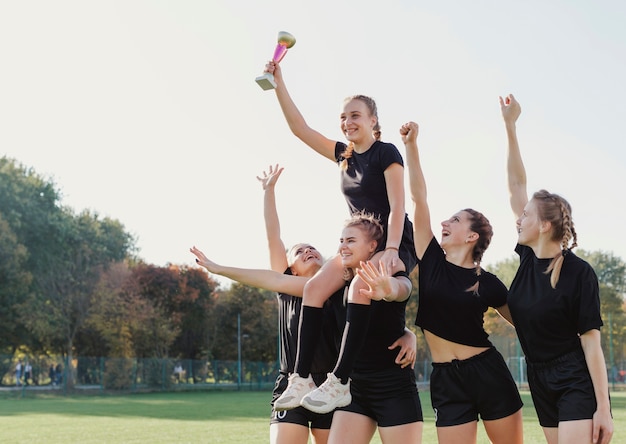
left=191, top=165, right=416, bottom=444
left=501, top=94, right=613, bottom=444
left=402, top=121, right=523, bottom=444
left=265, top=61, right=417, bottom=415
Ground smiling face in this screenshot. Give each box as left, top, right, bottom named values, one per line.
left=516, top=200, right=544, bottom=247
left=339, top=226, right=378, bottom=270
left=340, top=98, right=377, bottom=145
left=440, top=210, right=478, bottom=249
left=287, top=243, right=323, bottom=277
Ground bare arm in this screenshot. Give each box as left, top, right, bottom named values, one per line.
left=265, top=61, right=337, bottom=161
left=256, top=164, right=288, bottom=273
left=580, top=329, right=614, bottom=444
left=401, top=121, right=433, bottom=257
left=500, top=94, right=528, bottom=219
left=495, top=304, right=514, bottom=326
left=380, top=162, right=407, bottom=271
left=190, top=246, right=308, bottom=296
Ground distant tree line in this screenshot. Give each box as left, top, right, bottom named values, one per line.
left=0, top=157, right=277, bottom=386
left=1, top=156, right=625, bottom=387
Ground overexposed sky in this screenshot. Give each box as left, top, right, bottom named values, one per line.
left=1, top=1, right=624, bottom=287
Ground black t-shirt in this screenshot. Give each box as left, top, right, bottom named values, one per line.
left=507, top=244, right=603, bottom=363
left=415, top=237, right=508, bottom=347
left=277, top=270, right=346, bottom=374
left=335, top=141, right=417, bottom=274
left=353, top=297, right=410, bottom=372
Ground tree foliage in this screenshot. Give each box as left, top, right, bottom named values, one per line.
left=2, top=154, right=625, bottom=384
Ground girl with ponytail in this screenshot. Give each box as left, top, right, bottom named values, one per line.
left=403, top=121, right=523, bottom=444
left=263, top=60, right=421, bottom=442
left=501, top=94, right=613, bottom=444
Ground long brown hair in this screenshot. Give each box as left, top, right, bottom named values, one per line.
left=463, top=208, right=493, bottom=294
left=340, top=95, right=381, bottom=170
left=532, top=189, right=578, bottom=288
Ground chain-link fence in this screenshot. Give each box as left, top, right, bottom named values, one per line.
left=2, top=353, right=625, bottom=394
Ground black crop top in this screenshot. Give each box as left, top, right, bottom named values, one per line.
left=415, top=237, right=507, bottom=347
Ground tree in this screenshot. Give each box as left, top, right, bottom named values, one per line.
left=0, top=157, right=64, bottom=353
left=161, top=265, right=219, bottom=362
left=0, top=213, right=32, bottom=378
left=209, top=283, right=278, bottom=363
left=1, top=157, right=136, bottom=365
left=578, top=250, right=626, bottom=295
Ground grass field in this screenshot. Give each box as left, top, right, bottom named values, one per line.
left=0, top=389, right=623, bottom=443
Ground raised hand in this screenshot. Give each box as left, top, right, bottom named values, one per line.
left=356, top=260, right=393, bottom=301
left=256, top=164, right=284, bottom=191
left=189, top=246, right=220, bottom=274
left=499, top=93, right=521, bottom=125
left=399, top=121, right=419, bottom=145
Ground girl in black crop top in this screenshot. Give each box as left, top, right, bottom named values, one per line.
left=502, top=94, right=612, bottom=443
left=403, top=121, right=523, bottom=444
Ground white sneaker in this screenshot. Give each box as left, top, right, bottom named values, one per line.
left=274, top=373, right=316, bottom=411
left=300, top=373, right=351, bottom=414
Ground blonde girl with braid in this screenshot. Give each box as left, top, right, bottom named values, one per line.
left=501, top=94, right=613, bottom=444
left=264, top=60, right=418, bottom=417
left=403, top=121, right=523, bottom=444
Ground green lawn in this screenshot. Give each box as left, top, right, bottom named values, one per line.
left=0, top=389, right=623, bottom=443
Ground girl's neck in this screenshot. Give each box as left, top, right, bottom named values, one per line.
left=531, top=241, right=562, bottom=259
left=444, top=248, right=475, bottom=269
left=353, top=138, right=376, bottom=154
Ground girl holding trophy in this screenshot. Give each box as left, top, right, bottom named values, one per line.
left=264, top=61, right=422, bottom=443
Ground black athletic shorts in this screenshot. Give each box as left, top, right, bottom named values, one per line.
left=337, top=366, right=423, bottom=427
left=430, top=347, right=523, bottom=427
left=526, top=348, right=600, bottom=427
left=270, top=372, right=334, bottom=429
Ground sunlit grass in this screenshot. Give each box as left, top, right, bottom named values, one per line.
left=0, top=390, right=623, bottom=443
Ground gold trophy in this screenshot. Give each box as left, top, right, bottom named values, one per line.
left=255, top=31, right=296, bottom=90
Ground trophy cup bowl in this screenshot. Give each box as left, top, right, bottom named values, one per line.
left=255, top=31, right=296, bottom=91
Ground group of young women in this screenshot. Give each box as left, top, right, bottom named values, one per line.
left=190, top=59, right=614, bottom=444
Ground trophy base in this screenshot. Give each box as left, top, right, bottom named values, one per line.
left=255, top=74, right=277, bottom=90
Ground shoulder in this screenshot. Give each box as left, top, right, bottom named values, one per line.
left=418, top=237, right=443, bottom=262
left=335, top=141, right=348, bottom=160
left=481, top=269, right=508, bottom=291
left=372, top=141, right=404, bottom=166
left=565, top=251, right=598, bottom=278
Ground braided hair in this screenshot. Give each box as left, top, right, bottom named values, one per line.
left=532, top=190, right=578, bottom=288
left=340, top=95, right=381, bottom=171
left=463, top=208, right=494, bottom=294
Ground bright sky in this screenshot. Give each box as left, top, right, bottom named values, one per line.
left=1, top=1, right=624, bottom=287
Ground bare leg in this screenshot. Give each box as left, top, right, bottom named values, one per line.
left=328, top=411, right=377, bottom=444
left=270, top=422, right=311, bottom=444
left=378, top=421, right=423, bottom=444
left=436, top=421, right=478, bottom=444
left=483, top=409, right=523, bottom=444
left=556, top=419, right=593, bottom=444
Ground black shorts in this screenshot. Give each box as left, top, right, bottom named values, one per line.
left=338, top=366, right=423, bottom=427
left=526, top=348, right=598, bottom=427
left=430, top=347, right=523, bottom=427
left=270, top=372, right=333, bottom=429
